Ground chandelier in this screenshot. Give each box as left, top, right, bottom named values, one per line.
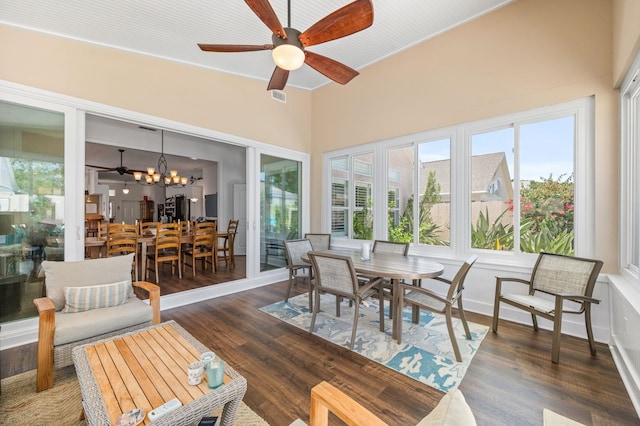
left=133, top=130, right=187, bottom=187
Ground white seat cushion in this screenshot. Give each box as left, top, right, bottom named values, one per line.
left=502, top=293, right=556, bottom=313
left=417, top=389, right=476, bottom=426
left=54, top=297, right=152, bottom=346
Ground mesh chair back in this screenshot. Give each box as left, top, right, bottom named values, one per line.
left=531, top=252, right=602, bottom=297
left=372, top=240, right=409, bottom=256
left=284, top=239, right=313, bottom=267
left=447, top=255, right=478, bottom=299
left=304, top=233, right=331, bottom=251
left=308, top=252, right=358, bottom=295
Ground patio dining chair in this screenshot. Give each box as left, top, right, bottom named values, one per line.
left=396, top=255, right=477, bottom=362
left=304, top=233, right=331, bottom=251
left=492, top=252, right=603, bottom=364
left=283, top=239, right=314, bottom=310
left=307, top=252, right=384, bottom=350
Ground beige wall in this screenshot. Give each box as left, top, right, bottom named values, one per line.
left=310, top=0, right=620, bottom=271
left=0, top=26, right=312, bottom=152
left=613, top=0, right=640, bottom=87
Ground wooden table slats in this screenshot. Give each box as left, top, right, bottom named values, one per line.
left=84, top=345, right=123, bottom=423
left=73, top=321, right=247, bottom=426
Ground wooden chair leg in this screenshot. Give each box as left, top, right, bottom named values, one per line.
left=492, top=278, right=502, bottom=333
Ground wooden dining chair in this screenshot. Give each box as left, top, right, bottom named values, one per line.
left=307, top=251, right=384, bottom=350
left=106, top=223, right=139, bottom=281
left=146, top=222, right=181, bottom=283
left=283, top=239, right=314, bottom=310
left=492, top=252, right=603, bottom=364
left=396, top=255, right=477, bottom=362
left=217, top=219, right=239, bottom=269
left=304, top=233, right=331, bottom=251
left=183, top=221, right=216, bottom=277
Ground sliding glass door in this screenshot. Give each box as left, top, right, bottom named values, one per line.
left=260, top=155, right=301, bottom=271
left=0, top=100, right=65, bottom=323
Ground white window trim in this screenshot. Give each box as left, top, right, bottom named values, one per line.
left=323, top=97, right=595, bottom=265
left=620, top=52, right=640, bottom=283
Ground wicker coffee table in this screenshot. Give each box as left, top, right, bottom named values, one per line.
left=72, top=320, right=247, bottom=426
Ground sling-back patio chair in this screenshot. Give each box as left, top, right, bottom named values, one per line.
left=492, top=252, right=603, bottom=364
left=396, top=255, right=477, bottom=362
left=307, top=251, right=384, bottom=350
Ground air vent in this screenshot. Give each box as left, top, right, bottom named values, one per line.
left=271, top=90, right=286, bottom=103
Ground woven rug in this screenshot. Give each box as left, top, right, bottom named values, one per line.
left=260, top=293, right=488, bottom=393
left=0, top=366, right=268, bottom=426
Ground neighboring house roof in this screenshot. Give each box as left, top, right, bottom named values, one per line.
left=420, top=152, right=510, bottom=196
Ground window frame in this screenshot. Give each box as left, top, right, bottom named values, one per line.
left=620, top=52, right=640, bottom=283
left=323, top=97, right=595, bottom=264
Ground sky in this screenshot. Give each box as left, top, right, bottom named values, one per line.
left=418, top=115, right=574, bottom=182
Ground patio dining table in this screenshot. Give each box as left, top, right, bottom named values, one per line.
left=306, top=248, right=445, bottom=340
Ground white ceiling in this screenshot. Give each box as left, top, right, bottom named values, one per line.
left=1, top=0, right=514, bottom=91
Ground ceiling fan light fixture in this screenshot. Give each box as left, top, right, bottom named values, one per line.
left=133, top=171, right=143, bottom=181
left=147, top=167, right=155, bottom=176
left=272, top=44, right=304, bottom=71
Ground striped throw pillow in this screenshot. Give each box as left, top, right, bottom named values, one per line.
left=62, top=280, right=131, bottom=313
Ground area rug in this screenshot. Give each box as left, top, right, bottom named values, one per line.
left=260, top=293, right=488, bottom=393
left=0, top=366, right=268, bottom=426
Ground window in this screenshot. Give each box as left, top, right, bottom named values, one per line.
left=386, top=140, right=451, bottom=246
left=620, top=55, right=640, bottom=280
left=328, top=154, right=374, bottom=240
left=323, top=98, right=593, bottom=260
left=470, top=117, right=575, bottom=255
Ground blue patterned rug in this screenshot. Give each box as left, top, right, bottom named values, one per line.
left=259, top=293, right=488, bottom=393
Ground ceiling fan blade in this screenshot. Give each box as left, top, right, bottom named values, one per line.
left=244, top=0, right=286, bottom=39
left=299, top=0, right=373, bottom=47
left=198, top=43, right=274, bottom=52
left=86, top=164, right=117, bottom=171
left=304, top=51, right=359, bottom=85
left=267, top=66, right=290, bottom=91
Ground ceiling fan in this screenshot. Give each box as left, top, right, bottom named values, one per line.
left=86, top=149, right=145, bottom=176
left=198, top=0, right=374, bottom=90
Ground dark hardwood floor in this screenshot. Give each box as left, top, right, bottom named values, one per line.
left=2, top=258, right=637, bottom=425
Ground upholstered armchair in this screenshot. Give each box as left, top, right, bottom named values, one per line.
left=34, top=253, right=160, bottom=391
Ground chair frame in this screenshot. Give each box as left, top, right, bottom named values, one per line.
left=34, top=281, right=160, bottom=391
left=283, top=239, right=314, bottom=310
left=183, top=221, right=216, bottom=277
left=146, top=222, right=182, bottom=283
left=217, top=219, right=239, bottom=269
left=372, top=240, right=410, bottom=256
left=492, top=252, right=603, bottom=364
left=106, top=223, right=138, bottom=281
left=304, top=233, right=331, bottom=251
left=308, top=252, right=384, bottom=350
left=396, top=255, right=477, bottom=362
